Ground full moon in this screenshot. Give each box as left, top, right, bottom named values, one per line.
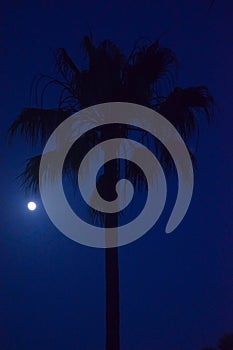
left=27, top=201, right=37, bottom=211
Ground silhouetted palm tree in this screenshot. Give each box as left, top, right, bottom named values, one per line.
left=9, top=35, right=213, bottom=350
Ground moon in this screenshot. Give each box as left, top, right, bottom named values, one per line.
left=27, top=201, right=37, bottom=211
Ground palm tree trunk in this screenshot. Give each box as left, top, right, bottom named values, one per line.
left=105, top=243, right=120, bottom=350
left=102, top=126, right=120, bottom=350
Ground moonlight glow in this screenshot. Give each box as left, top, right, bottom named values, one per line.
left=27, top=201, right=37, bottom=211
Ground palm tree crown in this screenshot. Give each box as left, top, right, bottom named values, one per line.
left=9, top=35, right=213, bottom=192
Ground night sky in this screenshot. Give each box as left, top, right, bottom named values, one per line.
left=1, top=1, right=233, bottom=349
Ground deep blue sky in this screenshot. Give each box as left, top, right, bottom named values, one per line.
left=1, top=1, right=233, bottom=349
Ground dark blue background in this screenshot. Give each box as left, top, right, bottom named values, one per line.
left=1, top=1, right=233, bottom=349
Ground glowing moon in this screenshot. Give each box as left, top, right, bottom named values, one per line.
left=27, top=201, right=37, bottom=211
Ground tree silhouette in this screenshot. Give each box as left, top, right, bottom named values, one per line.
left=9, top=35, right=213, bottom=350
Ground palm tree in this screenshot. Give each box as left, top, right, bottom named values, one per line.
left=9, top=35, right=213, bottom=350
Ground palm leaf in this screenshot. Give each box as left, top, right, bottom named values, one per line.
left=128, top=39, right=177, bottom=83
left=124, top=39, right=177, bottom=105
left=18, top=129, right=100, bottom=193
left=83, top=36, right=125, bottom=71
left=78, top=36, right=126, bottom=107
left=158, top=86, right=213, bottom=140
left=55, top=48, right=81, bottom=98
left=8, top=108, right=73, bottom=145
left=19, top=154, right=41, bottom=193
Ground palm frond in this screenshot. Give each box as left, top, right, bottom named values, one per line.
left=124, top=40, right=177, bottom=104
left=64, top=130, right=100, bottom=186
left=17, top=128, right=100, bottom=193
left=30, top=73, right=76, bottom=108
left=18, top=151, right=67, bottom=194
left=55, top=48, right=81, bottom=93
left=78, top=36, right=126, bottom=107
left=158, top=86, right=213, bottom=140
left=128, top=40, right=177, bottom=82
left=8, top=108, right=73, bottom=145
left=83, top=36, right=125, bottom=70
left=19, top=154, right=41, bottom=193
left=83, top=36, right=96, bottom=63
